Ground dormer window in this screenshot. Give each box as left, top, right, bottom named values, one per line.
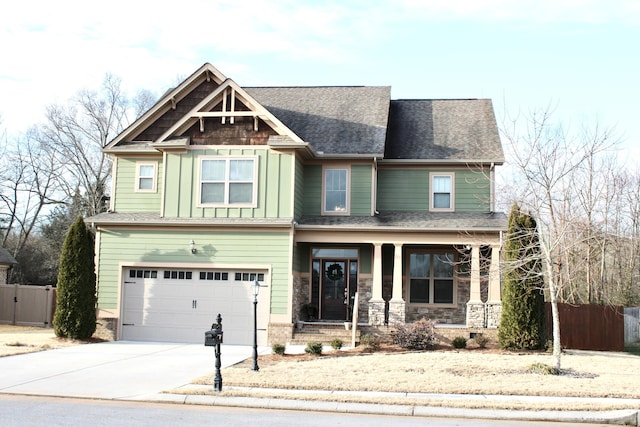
left=430, top=172, right=454, bottom=212
left=199, top=157, right=257, bottom=207
left=135, top=162, right=157, bottom=192
left=323, top=167, right=349, bottom=215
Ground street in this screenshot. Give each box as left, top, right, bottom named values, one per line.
left=0, top=395, right=607, bottom=427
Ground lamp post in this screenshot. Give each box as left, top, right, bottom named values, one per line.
left=252, top=279, right=260, bottom=371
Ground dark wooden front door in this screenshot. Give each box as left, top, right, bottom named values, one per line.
left=322, top=260, right=357, bottom=320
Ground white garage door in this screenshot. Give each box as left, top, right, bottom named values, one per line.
left=121, top=268, right=269, bottom=345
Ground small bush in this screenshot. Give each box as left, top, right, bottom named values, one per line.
left=392, top=318, right=436, bottom=350
left=474, top=334, right=490, bottom=348
left=305, top=341, right=323, bottom=355
left=272, top=343, right=286, bottom=355
left=528, top=362, right=560, bottom=375
left=331, top=338, right=343, bottom=350
left=360, top=333, right=382, bottom=351
left=452, top=336, right=467, bottom=349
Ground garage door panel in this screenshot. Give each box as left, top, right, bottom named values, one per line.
left=121, top=268, right=269, bottom=345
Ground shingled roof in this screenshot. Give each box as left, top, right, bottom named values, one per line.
left=247, top=86, right=391, bottom=156
left=0, top=248, right=17, bottom=266
left=384, top=99, right=504, bottom=163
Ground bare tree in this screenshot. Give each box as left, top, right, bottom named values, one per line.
left=500, top=107, right=617, bottom=370
left=34, top=74, right=155, bottom=216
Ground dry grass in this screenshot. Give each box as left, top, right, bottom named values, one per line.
left=0, top=325, right=91, bottom=356
left=188, top=344, right=640, bottom=411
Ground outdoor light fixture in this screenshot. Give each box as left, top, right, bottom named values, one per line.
left=252, top=279, right=265, bottom=371
left=190, top=240, right=197, bottom=254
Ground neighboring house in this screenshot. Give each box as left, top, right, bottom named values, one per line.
left=0, top=248, right=17, bottom=285
left=88, top=63, right=506, bottom=346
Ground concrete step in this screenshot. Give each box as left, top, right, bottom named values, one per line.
left=290, top=323, right=361, bottom=345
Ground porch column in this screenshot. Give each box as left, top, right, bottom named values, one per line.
left=368, top=243, right=385, bottom=325
left=486, top=244, right=502, bottom=328
left=466, top=244, right=486, bottom=328
left=388, top=243, right=406, bottom=325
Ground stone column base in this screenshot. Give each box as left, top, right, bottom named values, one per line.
left=388, top=300, right=406, bottom=325
left=466, top=302, right=486, bottom=328
left=486, top=302, right=502, bottom=328
left=368, top=300, right=386, bottom=326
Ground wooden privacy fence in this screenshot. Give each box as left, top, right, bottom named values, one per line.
left=0, top=284, right=56, bottom=327
left=546, top=303, right=624, bottom=352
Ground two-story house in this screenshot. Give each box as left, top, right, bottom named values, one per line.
left=88, top=63, right=506, bottom=346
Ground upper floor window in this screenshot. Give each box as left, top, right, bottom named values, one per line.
left=323, top=167, right=349, bottom=215
left=430, top=172, right=454, bottom=212
left=199, top=157, right=257, bottom=206
left=136, top=162, right=157, bottom=192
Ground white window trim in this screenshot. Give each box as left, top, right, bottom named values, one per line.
left=197, top=156, right=258, bottom=208
left=429, top=172, right=455, bottom=212
left=135, top=161, right=158, bottom=193
left=322, top=165, right=351, bottom=216
left=405, top=249, right=457, bottom=307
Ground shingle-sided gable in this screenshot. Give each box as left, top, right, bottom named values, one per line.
left=384, top=99, right=504, bottom=163
left=247, top=86, right=391, bottom=156
left=0, top=248, right=17, bottom=266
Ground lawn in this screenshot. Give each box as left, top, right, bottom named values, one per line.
left=185, top=344, right=640, bottom=411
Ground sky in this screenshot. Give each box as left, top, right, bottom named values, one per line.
left=1, top=0, right=639, bottom=160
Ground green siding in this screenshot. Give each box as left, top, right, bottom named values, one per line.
left=293, top=243, right=372, bottom=275
left=377, top=169, right=429, bottom=211
left=350, top=165, right=372, bottom=216
left=377, top=167, right=491, bottom=212
left=302, top=165, right=322, bottom=216
left=161, top=148, right=293, bottom=219
left=293, top=157, right=304, bottom=219
left=97, top=230, right=291, bottom=315
left=114, top=158, right=163, bottom=212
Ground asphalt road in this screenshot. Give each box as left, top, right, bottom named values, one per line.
left=0, top=395, right=605, bottom=427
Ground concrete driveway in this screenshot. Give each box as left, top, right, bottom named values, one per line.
left=0, top=341, right=260, bottom=400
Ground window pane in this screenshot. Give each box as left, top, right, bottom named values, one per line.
left=229, top=160, right=254, bottom=181
left=202, top=159, right=226, bottom=181
left=201, top=183, right=224, bottom=203
left=433, top=176, right=451, bottom=192
left=139, top=164, right=154, bottom=177
left=325, top=169, right=347, bottom=212
left=410, top=279, right=429, bottom=303
left=410, top=253, right=429, bottom=278
left=229, top=183, right=253, bottom=203
left=325, top=190, right=347, bottom=212
left=434, top=279, right=454, bottom=304
left=139, top=177, right=153, bottom=190
left=433, top=253, right=454, bottom=277
left=433, top=193, right=451, bottom=209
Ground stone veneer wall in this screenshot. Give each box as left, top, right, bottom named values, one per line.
left=292, top=273, right=310, bottom=322
left=268, top=322, right=294, bottom=345
left=95, top=317, right=117, bottom=341
left=0, top=268, right=8, bottom=285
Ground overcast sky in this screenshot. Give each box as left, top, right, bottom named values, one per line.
left=1, top=0, right=638, bottom=159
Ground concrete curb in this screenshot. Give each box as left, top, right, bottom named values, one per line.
left=139, top=392, right=640, bottom=425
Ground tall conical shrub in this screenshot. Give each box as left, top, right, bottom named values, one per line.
left=498, top=204, right=547, bottom=350
left=53, top=215, right=96, bottom=339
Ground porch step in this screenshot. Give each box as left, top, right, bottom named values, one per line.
left=290, top=323, right=361, bottom=345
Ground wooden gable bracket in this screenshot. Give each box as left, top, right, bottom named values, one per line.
left=170, top=97, right=176, bottom=110
left=219, top=88, right=237, bottom=125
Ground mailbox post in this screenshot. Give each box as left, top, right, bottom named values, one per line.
left=204, top=313, right=224, bottom=392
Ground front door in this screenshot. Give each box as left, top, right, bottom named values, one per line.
left=320, top=260, right=357, bottom=320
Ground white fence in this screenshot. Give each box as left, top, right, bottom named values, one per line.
left=624, top=307, right=640, bottom=344
left=0, top=284, right=55, bottom=327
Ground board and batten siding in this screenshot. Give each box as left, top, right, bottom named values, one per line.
left=162, top=148, right=294, bottom=219
left=113, top=158, right=164, bottom=212
left=96, top=229, right=291, bottom=315
left=377, top=167, right=491, bottom=212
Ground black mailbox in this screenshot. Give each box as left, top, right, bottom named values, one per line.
left=204, top=314, right=223, bottom=346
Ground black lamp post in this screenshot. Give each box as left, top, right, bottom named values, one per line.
left=252, top=279, right=261, bottom=371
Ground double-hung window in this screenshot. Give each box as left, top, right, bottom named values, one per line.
left=200, top=157, right=256, bottom=206
left=323, top=167, right=349, bottom=215
left=135, top=162, right=157, bottom=192
left=408, top=251, right=455, bottom=305
left=430, top=172, right=454, bottom=211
